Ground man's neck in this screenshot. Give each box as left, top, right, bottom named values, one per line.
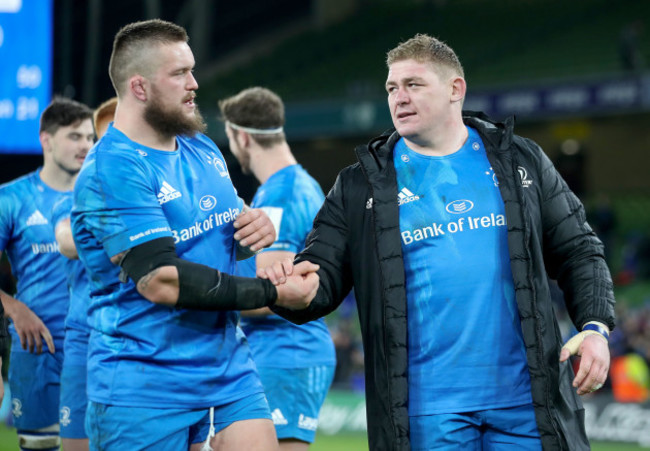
left=113, top=108, right=177, bottom=151
left=39, top=164, right=77, bottom=191
left=404, top=116, right=468, bottom=157
left=250, top=142, right=296, bottom=184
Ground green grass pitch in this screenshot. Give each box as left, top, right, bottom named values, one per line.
left=0, top=423, right=647, bottom=451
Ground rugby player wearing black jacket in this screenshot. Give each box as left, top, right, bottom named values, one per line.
left=264, top=34, right=615, bottom=451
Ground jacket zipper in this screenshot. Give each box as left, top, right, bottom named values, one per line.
left=356, top=145, right=402, bottom=447
left=507, top=149, right=565, bottom=448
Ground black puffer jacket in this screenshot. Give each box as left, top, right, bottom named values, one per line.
left=274, top=111, right=616, bottom=450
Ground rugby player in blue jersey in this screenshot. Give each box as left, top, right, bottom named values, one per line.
left=0, top=303, right=7, bottom=405
left=48, top=99, right=115, bottom=451
left=52, top=192, right=90, bottom=451
left=260, top=34, right=616, bottom=450
left=71, top=20, right=318, bottom=451
left=0, top=97, right=94, bottom=451
left=219, top=87, right=336, bottom=450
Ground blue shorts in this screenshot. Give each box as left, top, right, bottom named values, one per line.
left=86, top=391, right=271, bottom=451
left=258, top=365, right=335, bottom=443
left=9, top=349, right=63, bottom=430
left=59, top=328, right=89, bottom=439
left=410, top=404, right=542, bottom=450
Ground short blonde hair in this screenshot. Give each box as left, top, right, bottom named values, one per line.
left=386, top=33, right=464, bottom=78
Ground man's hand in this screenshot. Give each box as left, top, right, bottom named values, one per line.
left=256, top=257, right=295, bottom=285
left=258, top=259, right=320, bottom=310
left=233, top=208, right=276, bottom=252
left=274, top=261, right=320, bottom=310
left=560, top=323, right=610, bottom=395
left=4, top=299, right=54, bottom=354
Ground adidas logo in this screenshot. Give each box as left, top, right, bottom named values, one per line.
left=271, top=408, right=288, bottom=426
left=26, top=210, right=48, bottom=226
left=157, top=181, right=182, bottom=205
left=398, top=187, right=420, bottom=206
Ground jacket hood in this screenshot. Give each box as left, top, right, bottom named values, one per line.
left=354, top=128, right=400, bottom=173
left=463, top=110, right=515, bottom=151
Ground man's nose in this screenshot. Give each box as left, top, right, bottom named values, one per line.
left=395, top=88, right=409, bottom=104
left=187, top=72, right=199, bottom=90
left=82, top=138, right=93, bottom=151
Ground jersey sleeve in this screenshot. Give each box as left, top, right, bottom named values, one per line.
left=236, top=196, right=245, bottom=213
left=0, top=187, right=17, bottom=252
left=0, top=189, right=12, bottom=253
left=74, top=150, right=172, bottom=258
left=254, top=191, right=303, bottom=254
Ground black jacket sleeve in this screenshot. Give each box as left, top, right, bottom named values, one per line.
left=528, top=138, right=616, bottom=330
left=272, top=170, right=354, bottom=324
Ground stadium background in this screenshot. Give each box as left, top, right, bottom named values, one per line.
left=1, top=0, right=650, bottom=449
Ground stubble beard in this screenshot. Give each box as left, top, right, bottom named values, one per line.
left=229, top=138, right=251, bottom=174
left=238, top=152, right=251, bottom=175
left=56, top=161, right=82, bottom=178
left=51, top=151, right=83, bottom=178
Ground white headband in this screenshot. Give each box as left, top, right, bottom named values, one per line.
left=226, top=121, right=284, bottom=135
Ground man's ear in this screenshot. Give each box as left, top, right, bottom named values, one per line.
left=130, top=75, right=148, bottom=102
left=236, top=130, right=251, bottom=149
left=39, top=131, right=51, bottom=153
left=451, top=76, right=467, bottom=103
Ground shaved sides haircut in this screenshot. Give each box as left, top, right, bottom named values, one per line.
left=109, top=19, right=188, bottom=96
left=386, top=33, right=464, bottom=79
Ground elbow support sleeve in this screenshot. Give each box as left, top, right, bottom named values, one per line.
left=119, top=236, right=277, bottom=311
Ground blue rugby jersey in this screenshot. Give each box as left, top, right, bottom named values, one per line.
left=0, top=170, right=70, bottom=350
left=52, top=193, right=90, bottom=333
left=394, top=127, right=532, bottom=415
left=71, top=124, right=262, bottom=408
left=238, top=165, right=335, bottom=368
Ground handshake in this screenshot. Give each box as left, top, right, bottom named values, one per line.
left=257, top=259, right=320, bottom=310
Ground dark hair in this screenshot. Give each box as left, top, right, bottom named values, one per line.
left=109, top=19, right=188, bottom=96
left=218, top=87, right=286, bottom=148
left=39, top=96, right=93, bottom=135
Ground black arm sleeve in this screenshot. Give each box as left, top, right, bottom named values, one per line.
left=0, top=315, right=8, bottom=353
left=119, top=237, right=277, bottom=311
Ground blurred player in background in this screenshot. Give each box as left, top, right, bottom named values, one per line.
left=51, top=188, right=89, bottom=451
left=92, top=97, right=117, bottom=139
left=50, top=97, right=116, bottom=451
left=0, top=97, right=94, bottom=451
left=0, top=302, right=7, bottom=405
left=262, top=34, right=616, bottom=450
left=71, top=19, right=317, bottom=451
left=219, top=87, right=336, bottom=451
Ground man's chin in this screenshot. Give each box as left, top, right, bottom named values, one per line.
left=395, top=126, right=416, bottom=138
left=64, top=166, right=82, bottom=176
